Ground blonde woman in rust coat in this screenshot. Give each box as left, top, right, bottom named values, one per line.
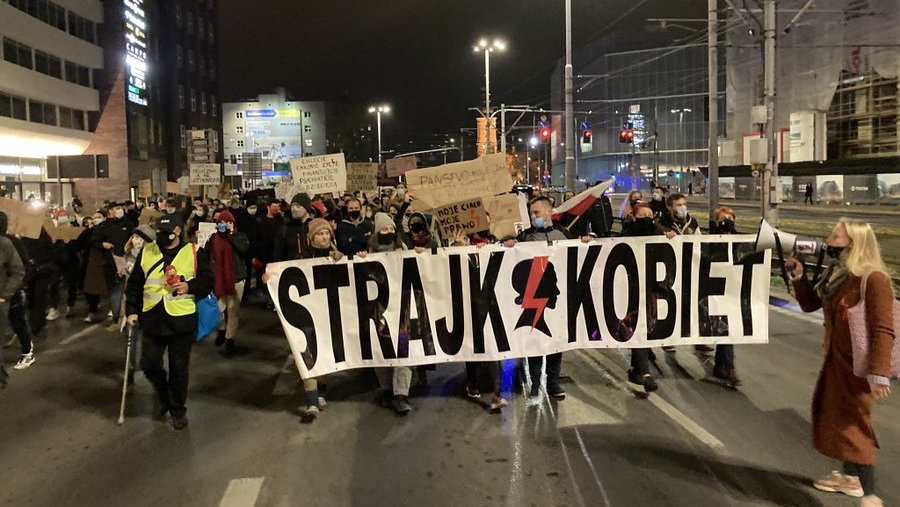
left=786, top=218, right=894, bottom=507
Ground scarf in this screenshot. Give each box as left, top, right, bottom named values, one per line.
left=212, top=232, right=236, bottom=297
left=814, top=261, right=849, bottom=301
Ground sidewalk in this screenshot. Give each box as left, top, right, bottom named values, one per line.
left=685, top=196, right=900, bottom=216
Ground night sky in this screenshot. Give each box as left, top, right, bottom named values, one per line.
left=218, top=1, right=702, bottom=147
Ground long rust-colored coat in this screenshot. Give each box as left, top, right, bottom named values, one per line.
left=794, top=271, right=895, bottom=465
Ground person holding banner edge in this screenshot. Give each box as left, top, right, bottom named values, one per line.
left=785, top=218, right=894, bottom=505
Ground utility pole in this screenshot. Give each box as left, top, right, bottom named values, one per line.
left=761, top=0, right=778, bottom=224
left=484, top=48, right=492, bottom=154
left=708, top=0, right=720, bottom=222
left=500, top=104, right=506, bottom=156
left=564, top=0, right=576, bottom=191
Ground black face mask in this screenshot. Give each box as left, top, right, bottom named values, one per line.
left=348, top=210, right=361, bottom=220
left=633, top=217, right=656, bottom=235
left=718, top=219, right=735, bottom=233
left=156, top=231, right=177, bottom=248
left=410, top=221, right=426, bottom=233
left=378, top=233, right=396, bottom=245
left=826, top=245, right=846, bottom=259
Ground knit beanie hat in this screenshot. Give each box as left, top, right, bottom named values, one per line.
left=307, top=218, right=332, bottom=243
left=134, top=224, right=157, bottom=242
left=291, top=192, right=311, bottom=208
left=217, top=210, right=236, bottom=223
left=373, top=212, right=394, bottom=234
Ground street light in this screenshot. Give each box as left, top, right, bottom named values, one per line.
left=472, top=38, right=506, bottom=155
left=368, top=105, right=390, bottom=163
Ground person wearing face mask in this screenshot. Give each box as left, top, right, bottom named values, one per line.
left=649, top=186, right=667, bottom=218
left=509, top=196, right=578, bottom=400
left=786, top=219, right=894, bottom=507
left=275, top=193, right=312, bottom=262
left=619, top=190, right=644, bottom=231
left=124, top=200, right=140, bottom=231
left=335, top=197, right=373, bottom=257
left=116, top=225, right=156, bottom=384
left=206, top=211, right=249, bottom=355
left=658, top=194, right=707, bottom=354
left=404, top=212, right=436, bottom=250
left=184, top=204, right=211, bottom=244
left=125, top=214, right=214, bottom=430
left=82, top=210, right=117, bottom=323
left=706, top=207, right=742, bottom=387
left=358, top=213, right=415, bottom=415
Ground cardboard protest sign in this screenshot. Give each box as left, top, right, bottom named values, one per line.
left=0, top=199, right=46, bottom=239
left=138, top=179, right=152, bottom=198
left=290, top=154, right=347, bottom=195
left=190, top=163, right=222, bottom=186
left=385, top=157, right=416, bottom=178
left=405, top=153, right=512, bottom=209
left=165, top=182, right=179, bottom=194
left=196, top=222, right=216, bottom=248
left=43, top=220, right=84, bottom=243
left=139, top=207, right=161, bottom=226
left=266, top=236, right=771, bottom=379
left=433, top=198, right=489, bottom=238
left=345, top=163, right=379, bottom=197
left=484, top=193, right=529, bottom=239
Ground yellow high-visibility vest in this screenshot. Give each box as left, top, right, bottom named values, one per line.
left=140, top=242, right=196, bottom=316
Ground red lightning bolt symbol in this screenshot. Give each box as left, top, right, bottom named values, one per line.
left=522, top=256, right=550, bottom=329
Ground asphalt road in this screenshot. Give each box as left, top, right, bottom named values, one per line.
left=2, top=297, right=898, bottom=507
left=684, top=197, right=900, bottom=228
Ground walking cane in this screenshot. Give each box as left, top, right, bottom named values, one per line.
left=117, top=324, right=134, bottom=425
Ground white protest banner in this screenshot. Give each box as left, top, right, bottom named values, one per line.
left=345, top=162, right=379, bottom=197
left=386, top=157, right=416, bottom=178
left=290, top=153, right=347, bottom=195
left=275, top=182, right=306, bottom=202
left=433, top=198, right=489, bottom=238
left=406, top=153, right=512, bottom=209
left=266, top=235, right=771, bottom=379
left=196, top=222, right=216, bottom=248
left=190, top=163, right=222, bottom=186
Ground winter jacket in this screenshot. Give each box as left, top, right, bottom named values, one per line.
left=0, top=236, right=25, bottom=300
left=276, top=218, right=311, bottom=262
left=518, top=223, right=573, bottom=243
left=207, top=231, right=250, bottom=281
left=336, top=219, right=373, bottom=256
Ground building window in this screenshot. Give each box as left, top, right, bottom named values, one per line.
left=235, top=125, right=244, bottom=134
left=201, top=94, right=207, bottom=114
left=304, top=125, right=312, bottom=133
left=305, top=139, right=313, bottom=147
left=187, top=11, right=194, bottom=33
left=304, top=111, right=312, bottom=118
left=148, top=118, right=155, bottom=145
left=208, top=22, right=215, bottom=43
left=180, top=124, right=186, bottom=148
left=235, top=111, right=243, bottom=119
left=3, top=37, right=33, bottom=70
left=11, top=95, right=26, bottom=121
left=236, top=139, right=244, bottom=148
left=177, top=45, right=183, bottom=68
left=198, top=19, right=205, bottom=40
left=190, top=89, right=197, bottom=111
left=211, top=95, right=217, bottom=117
left=178, top=85, right=185, bottom=109
left=188, top=50, right=194, bottom=71
left=58, top=106, right=73, bottom=128
left=67, top=11, right=96, bottom=45
left=198, top=58, right=205, bottom=76
left=28, top=100, right=57, bottom=126
left=175, top=3, right=183, bottom=27
left=209, top=60, right=216, bottom=80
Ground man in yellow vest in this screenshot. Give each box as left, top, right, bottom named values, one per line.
left=125, top=214, right=213, bottom=429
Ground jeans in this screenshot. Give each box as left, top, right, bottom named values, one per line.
left=528, top=353, right=562, bottom=391
left=26, top=273, right=51, bottom=334
left=715, top=345, right=735, bottom=369
left=140, top=331, right=194, bottom=418
left=375, top=367, right=412, bottom=396
left=109, top=281, right=125, bottom=323
left=465, top=361, right=501, bottom=396
left=631, top=348, right=652, bottom=375
left=9, top=290, right=33, bottom=355
left=843, top=462, right=875, bottom=495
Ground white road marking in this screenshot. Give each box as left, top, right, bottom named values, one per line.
left=59, top=324, right=101, bottom=345
left=218, top=477, right=265, bottom=507
left=581, top=350, right=726, bottom=451
left=770, top=305, right=824, bottom=326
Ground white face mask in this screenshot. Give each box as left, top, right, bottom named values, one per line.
left=195, top=209, right=205, bottom=217
left=247, top=207, right=257, bottom=215
left=114, top=209, right=125, bottom=219
left=93, top=217, right=104, bottom=225
left=58, top=216, right=70, bottom=225
left=132, top=238, right=145, bottom=250
left=674, top=205, right=688, bottom=219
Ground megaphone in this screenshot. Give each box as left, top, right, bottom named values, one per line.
left=754, top=219, right=823, bottom=257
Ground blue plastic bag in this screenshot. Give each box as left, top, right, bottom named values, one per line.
left=196, top=293, right=220, bottom=341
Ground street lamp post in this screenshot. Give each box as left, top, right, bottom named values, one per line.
left=473, top=38, right=506, bottom=155
left=368, top=105, right=390, bottom=163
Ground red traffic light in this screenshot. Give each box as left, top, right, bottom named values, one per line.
left=539, top=127, right=551, bottom=143
left=619, top=129, right=634, bottom=144
left=582, top=130, right=592, bottom=143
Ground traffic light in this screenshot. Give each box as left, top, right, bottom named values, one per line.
left=618, top=129, right=634, bottom=144
left=538, top=121, right=551, bottom=144
left=581, top=129, right=592, bottom=143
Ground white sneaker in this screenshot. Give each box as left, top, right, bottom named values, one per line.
left=14, top=353, right=35, bottom=370
left=46, top=308, right=61, bottom=321
left=83, top=315, right=93, bottom=324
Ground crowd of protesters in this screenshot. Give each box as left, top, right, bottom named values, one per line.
left=0, top=181, right=892, bottom=506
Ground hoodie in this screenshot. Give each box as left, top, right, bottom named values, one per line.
left=0, top=212, right=26, bottom=300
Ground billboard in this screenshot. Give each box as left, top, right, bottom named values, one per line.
left=243, top=108, right=303, bottom=164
